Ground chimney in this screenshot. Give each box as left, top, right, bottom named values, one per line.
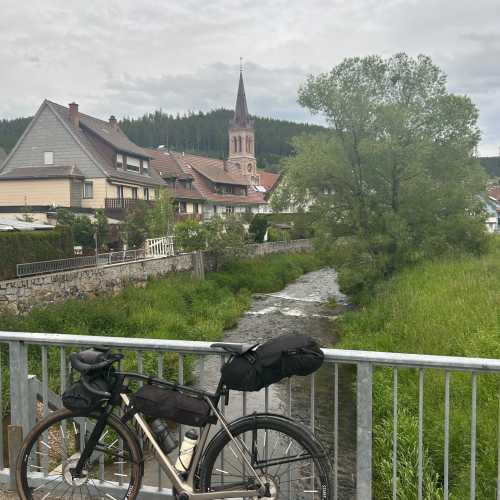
left=109, top=115, right=118, bottom=130
left=68, top=102, right=79, bottom=127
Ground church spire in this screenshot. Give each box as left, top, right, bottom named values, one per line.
left=233, top=70, right=251, bottom=128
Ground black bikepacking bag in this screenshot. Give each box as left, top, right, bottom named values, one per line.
left=221, top=334, right=324, bottom=392
left=62, top=378, right=110, bottom=411
left=131, top=384, right=214, bottom=427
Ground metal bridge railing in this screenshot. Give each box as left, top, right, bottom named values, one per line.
left=16, top=248, right=147, bottom=278
left=1, top=331, right=500, bottom=498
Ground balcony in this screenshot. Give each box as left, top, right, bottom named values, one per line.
left=104, top=198, right=155, bottom=219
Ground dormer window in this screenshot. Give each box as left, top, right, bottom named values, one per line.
left=142, top=159, right=150, bottom=175
left=116, top=154, right=123, bottom=169
left=126, top=157, right=140, bottom=172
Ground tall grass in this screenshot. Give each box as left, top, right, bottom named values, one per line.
left=338, top=240, right=500, bottom=498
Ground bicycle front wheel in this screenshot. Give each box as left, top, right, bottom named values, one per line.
left=16, top=408, right=143, bottom=500
left=198, top=413, right=333, bottom=500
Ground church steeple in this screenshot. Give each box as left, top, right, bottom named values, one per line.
left=228, top=66, right=258, bottom=185
left=233, top=71, right=251, bottom=128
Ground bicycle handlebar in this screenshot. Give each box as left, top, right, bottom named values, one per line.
left=80, top=373, right=112, bottom=399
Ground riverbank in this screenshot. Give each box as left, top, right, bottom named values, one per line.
left=338, top=243, right=500, bottom=498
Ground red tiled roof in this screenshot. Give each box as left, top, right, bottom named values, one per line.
left=177, top=153, right=248, bottom=186
left=46, top=101, right=165, bottom=187
left=258, top=171, right=279, bottom=191
left=487, top=185, right=500, bottom=202
left=175, top=153, right=266, bottom=205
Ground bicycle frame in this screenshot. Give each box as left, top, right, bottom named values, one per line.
left=90, top=371, right=267, bottom=499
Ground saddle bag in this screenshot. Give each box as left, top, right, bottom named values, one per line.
left=62, top=378, right=110, bottom=412
left=131, top=384, right=214, bottom=427
left=220, top=334, right=324, bottom=392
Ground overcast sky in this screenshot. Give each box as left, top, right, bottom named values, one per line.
left=1, top=0, right=499, bottom=155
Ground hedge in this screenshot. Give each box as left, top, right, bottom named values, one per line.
left=0, top=226, right=74, bottom=280
left=251, top=213, right=316, bottom=240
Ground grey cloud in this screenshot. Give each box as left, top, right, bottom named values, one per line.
left=0, top=0, right=499, bottom=153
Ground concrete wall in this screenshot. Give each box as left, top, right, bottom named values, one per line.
left=0, top=240, right=312, bottom=315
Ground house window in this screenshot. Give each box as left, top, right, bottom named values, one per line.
left=225, top=206, right=234, bottom=214
left=44, top=152, right=54, bottom=165
left=126, top=157, right=140, bottom=172
left=116, top=154, right=123, bottom=169
left=142, top=159, right=150, bottom=175
left=117, top=185, right=124, bottom=199
left=193, top=203, right=199, bottom=214
left=131, top=187, right=138, bottom=200
left=144, top=187, right=149, bottom=200
left=178, top=201, right=187, bottom=213
left=83, top=181, right=93, bottom=199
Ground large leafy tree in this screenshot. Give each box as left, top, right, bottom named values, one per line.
left=275, top=54, right=487, bottom=295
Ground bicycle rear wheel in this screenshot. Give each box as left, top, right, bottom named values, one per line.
left=198, top=413, right=332, bottom=500
left=16, top=408, right=143, bottom=500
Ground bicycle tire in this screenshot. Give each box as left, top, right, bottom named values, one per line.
left=16, top=408, right=143, bottom=500
left=198, top=413, right=333, bottom=499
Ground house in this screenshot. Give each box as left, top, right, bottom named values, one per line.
left=485, top=185, right=500, bottom=232
left=150, top=71, right=279, bottom=219
left=0, top=100, right=166, bottom=223
left=147, top=147, right=205, bottom=220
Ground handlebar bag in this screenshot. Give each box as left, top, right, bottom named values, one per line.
left=131, top=385, right=214, bottom=427
left=62, top=378, right=110, bottom=411
left=220, top=334, right=324, bottom=392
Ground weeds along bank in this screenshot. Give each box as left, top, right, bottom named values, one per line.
left=0, top=252, right=324, bottom=415
left=338, top=241, right=500, bottom=498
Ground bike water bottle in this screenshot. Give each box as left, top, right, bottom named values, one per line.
left=175, top=430, right=198, bottom=473
left=151, top=419, right=178, bottom=454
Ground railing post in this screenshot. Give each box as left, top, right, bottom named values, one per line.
left=9, top=341, right=30, bottom=436
left=357, top=362, right=373, bottom=499
left=8, top=425, right=23, bottom=490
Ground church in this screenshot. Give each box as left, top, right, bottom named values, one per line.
left=149, top=70, right=279, bottom=219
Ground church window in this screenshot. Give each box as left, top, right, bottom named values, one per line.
left=249, top=137, right=253, bottom=154
left=247, top=163, right=253, bottom=173
left=238, top=136, right=242, bottom=152
left=233, top=137, right=237, bottom=153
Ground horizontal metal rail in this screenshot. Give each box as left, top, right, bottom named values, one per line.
left=16, top=248, right=147, bottom=277
left=1, top=331, right=500, bottom=499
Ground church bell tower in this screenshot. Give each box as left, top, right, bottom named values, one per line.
left=228, top=69, right=258, bottom=185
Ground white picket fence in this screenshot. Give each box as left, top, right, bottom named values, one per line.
left=144, top=236, right=175, bottom=258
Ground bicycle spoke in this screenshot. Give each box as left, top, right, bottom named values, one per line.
left=20, top=411, right=138, bottom=500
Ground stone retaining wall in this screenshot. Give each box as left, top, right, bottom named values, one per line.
left=0, top=239, right=312, bottom=315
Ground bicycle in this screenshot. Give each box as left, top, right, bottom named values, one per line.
left=16, top=340, right=332, bottom=499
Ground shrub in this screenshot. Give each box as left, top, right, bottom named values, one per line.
left=249, top=215, right=269, bottom=243
left=0, top=226, right=74, bottom=280
left=174, top=219, right=208, bottom=252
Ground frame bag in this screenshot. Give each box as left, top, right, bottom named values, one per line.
left=131, top=385, right=214, bottom=427
left=221, top=334, right=324, bottom=392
